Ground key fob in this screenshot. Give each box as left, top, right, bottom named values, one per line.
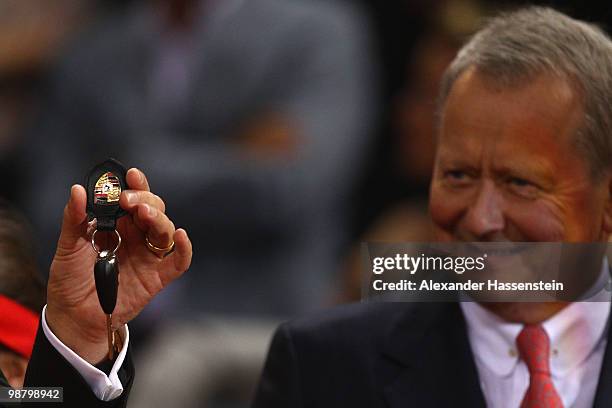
left=94, top=252, right=119, bottom=315
left=85, top=158, right=128, bottom=231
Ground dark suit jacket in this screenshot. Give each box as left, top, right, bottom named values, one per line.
left=0, top=323, right=133, bottom=407
left=252, top=301, right=612, bottom=407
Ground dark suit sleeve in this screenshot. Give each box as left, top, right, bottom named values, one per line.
left=21, top=323, right=134, bottom=407
left=252, top=323, right=303, bottom=408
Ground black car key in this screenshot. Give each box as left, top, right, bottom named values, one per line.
left=86, top=158, right=128, bottom=360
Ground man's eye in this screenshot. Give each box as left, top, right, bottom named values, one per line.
left=443, top=170, right=472, bottom=185
left=507, top=177, right=539, bottom=198
left=446, top=170, right=465, bottom=179
left=509, top=177, right=530, bottom=187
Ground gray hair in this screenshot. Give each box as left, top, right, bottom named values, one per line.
left=438, top=6, right=612, bottom=179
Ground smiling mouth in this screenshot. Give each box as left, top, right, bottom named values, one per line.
left=426, top=241, right=532, bottom=258
left=463, top=242, right=532, bottom=257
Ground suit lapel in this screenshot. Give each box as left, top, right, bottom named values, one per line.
left=591, top=268, right=612, bottom=408
left=381, top=303, right=486, bottom=408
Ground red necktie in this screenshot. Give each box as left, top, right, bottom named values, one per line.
left=516, top=324, right=564, bottom=408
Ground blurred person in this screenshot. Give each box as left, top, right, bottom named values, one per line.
left=23, top=0, right=375, bottom=317
left=22, top=0, right=376, bottom=406
left=0, top=168, right=192, bottom=407
left=394, top=0, right=483, bottom=192
left=339, top=0, right=483, bottom=303
left=253, top=7, right=612, bottom=407
left=0, top=300, right=37, bottom=390
left=0, top=0, right=94, bottom=76
left=0, top=0, right=96, bottom=204
left=350, top=0, right=483, bottom=239
left=0, top=201, right=45, bottom=389
left=338, top=201, right=434, bottom=303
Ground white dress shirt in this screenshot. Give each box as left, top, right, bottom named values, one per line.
left=461, top=262, right=611, bottom=408
left=41, top=305, right=129, bottom=401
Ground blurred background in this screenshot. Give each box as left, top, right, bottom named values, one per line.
left=1, top=0, right=610, bottom=406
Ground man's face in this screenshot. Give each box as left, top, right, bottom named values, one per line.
left=429, top=67, right=611, bottom=243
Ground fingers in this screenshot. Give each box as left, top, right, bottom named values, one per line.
left=126, top=168, right=150, bottom=192
left=173, top=229, right=192, bottom=270
left=120, top=190, right=166, bottom=213
left=57, top=185, right=88, bottom=251
left=134, top=203, right=175, bottom=247
left=120, top=187, right=173, bottom=245
left=160, top=228, right=192, bottom=285
left=121, top=168, right=174, bottom=247
left=121, top=169, right=186, bottom=268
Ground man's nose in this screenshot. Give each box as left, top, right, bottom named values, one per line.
left=462, top=180, right=505, bottom=240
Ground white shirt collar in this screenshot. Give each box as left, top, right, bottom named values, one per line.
left=461, top=259, right=611, bottom=378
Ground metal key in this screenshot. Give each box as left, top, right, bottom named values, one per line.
left=94, top=250, right=119, bottom=360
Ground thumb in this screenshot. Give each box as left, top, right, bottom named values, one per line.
left=56, top=185, right=88, bottom=252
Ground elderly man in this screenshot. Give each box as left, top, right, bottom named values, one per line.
left=0, top=168, right=192, bottom=407
left=252, top=7, right=612, bottom=408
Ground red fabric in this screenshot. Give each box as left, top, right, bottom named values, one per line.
left=517, top=324, right=564, bottom=408
left=0, top=295, right=39, bottom=358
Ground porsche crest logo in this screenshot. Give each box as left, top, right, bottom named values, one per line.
left=94, top=172, right=121, bottom=204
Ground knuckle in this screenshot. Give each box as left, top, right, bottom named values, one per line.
left=154, top=194, right=166, bottom=212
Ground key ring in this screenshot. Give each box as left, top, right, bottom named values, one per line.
left=91, top=229, right=122, bottom=257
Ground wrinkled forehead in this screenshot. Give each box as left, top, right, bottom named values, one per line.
left=437, top=67, right=584, bottom=152
left=435, top=67, right=592, bottom=181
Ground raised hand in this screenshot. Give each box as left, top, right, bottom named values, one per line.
left=46, top=168, right=192, bottom=364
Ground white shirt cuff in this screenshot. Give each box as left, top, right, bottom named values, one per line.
left=41, top=304, right=129, bottom=401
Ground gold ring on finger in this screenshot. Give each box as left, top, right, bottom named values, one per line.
left=145, top=235, right=175, bottom=258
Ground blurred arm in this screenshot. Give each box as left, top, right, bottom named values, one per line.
left=21, top=3, right=377, bottom=258
left=140, top=5, right=377, bottom=240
